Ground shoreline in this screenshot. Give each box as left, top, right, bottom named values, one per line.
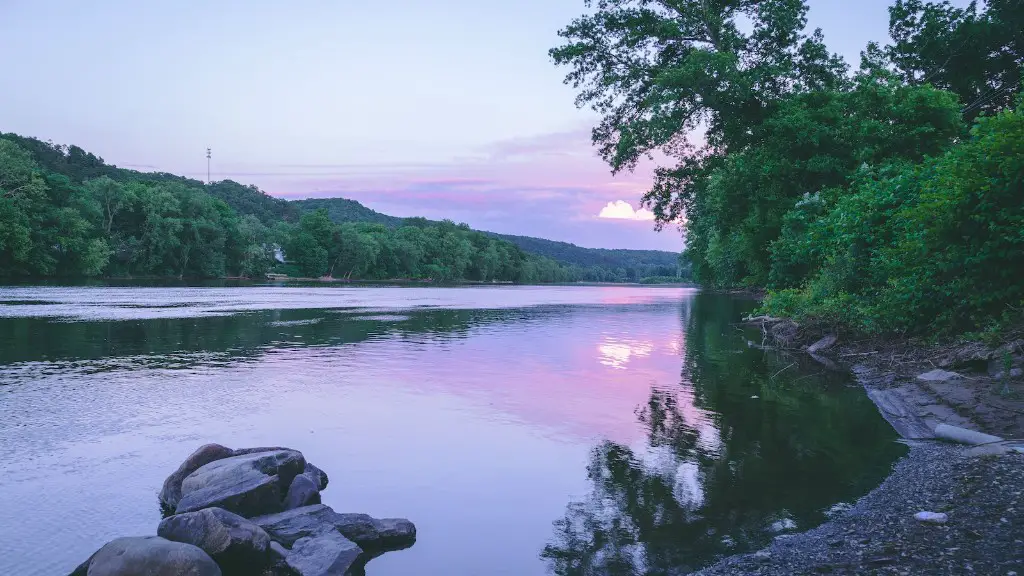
left=690, top=326, right=1024, bottom=574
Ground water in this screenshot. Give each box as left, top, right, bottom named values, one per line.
left=0, top=285, right=905, bottom=575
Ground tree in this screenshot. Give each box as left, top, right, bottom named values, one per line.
left=887, top=0, right=1023, bottom=120
left=84, top=176, right=135, bottom=234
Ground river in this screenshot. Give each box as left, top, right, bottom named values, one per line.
left=0, top=285, right=905, bottom=575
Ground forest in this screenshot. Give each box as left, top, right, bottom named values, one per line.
left=552, top=0, right=1023, bottom=336
left=0, top=134, right=682, bottom=283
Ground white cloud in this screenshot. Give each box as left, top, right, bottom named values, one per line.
left=598, top=200, right=656, bottom=221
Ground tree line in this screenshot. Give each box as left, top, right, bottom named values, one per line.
left=552, top=0, right=1023, bottom=335
left=0, top=135, right=685, bottom=283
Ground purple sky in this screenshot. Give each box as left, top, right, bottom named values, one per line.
left=0, top=0, right=971, bottom=250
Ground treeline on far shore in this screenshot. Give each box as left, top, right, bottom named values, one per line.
left=0, top=134, right=685, bottom=283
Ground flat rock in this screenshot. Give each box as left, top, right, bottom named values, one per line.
left=161, top=444, right=235, bottom=512
left=286, top=531, right=362, bottom=576
left=917, top=369, right=960, bottom=382
left=253, top=505, right=340, bottom=547
left=72, top=536, right=221, bottom=576
left=158, top=507, right=271, bottom=575
left=371, top=517, right=417, bottom=549
left=254, top=505, right=416, bottom=551
left=177, top=450, right=305, bottom=516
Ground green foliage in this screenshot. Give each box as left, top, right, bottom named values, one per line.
left=555, top=0, right=1023, bottom=335
left=2, top=133, right=680, bottom=283
left=763, top=104, right=1024, bottom=335
left=292, top=197, right=681, bottom=280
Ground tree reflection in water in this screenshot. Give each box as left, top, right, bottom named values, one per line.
left=542, top=294, right=905, bottom=575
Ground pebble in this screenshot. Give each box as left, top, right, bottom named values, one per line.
left=914, top=511, right=949, bottom=524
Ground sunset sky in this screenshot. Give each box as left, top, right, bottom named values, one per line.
left=0, top=0, right=971, bottom=250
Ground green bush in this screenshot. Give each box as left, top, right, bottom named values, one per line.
left=763, top=102, right=1024, bottom=335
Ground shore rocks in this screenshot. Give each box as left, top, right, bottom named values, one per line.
left=70, top=444, right=415, bottom=576
left=71, top=536, right=221, bottom=576
left=286, top=474, right=321, bottom=509
left=160, top=444, right=235, bottom=512
left=254, top=505, right=417, bottom=551
left=917, top=368, right=960, bottom=382
left=287, top=530, right=362, bottom=576
left=158, top=508, right=271, bottom=575
left=177, top=449, right=306, bottom=516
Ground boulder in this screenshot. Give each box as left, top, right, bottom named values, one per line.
left=177, top=449, right=306, bottom=517
left=285, top=474, right=321, bottom=510
left=161, top=444, right=235, bottom=512
left=254, top=505, right=416, bottom=551
left=72, top=536, right=221, bottom=576
left=253, top=505, right=339, bottom=548
left=158, top=507, right=271, bottom=575
left=371, top=517, right=417, bottom=550
left=303, top=462, right=329, bottom=491
left=286, top=531, right=362, bottom=576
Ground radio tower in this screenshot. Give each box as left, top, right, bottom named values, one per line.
left=206, top=148, right=212, bottom=184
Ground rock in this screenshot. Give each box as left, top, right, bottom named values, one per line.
left=753, top=550, right=771, bottom=561
left=254, top=504, right=416, bottom=551
left=161, top=444, right=235, bottom=512
left=269, top=541, right=289, bottom=562
left=285, top=474, right=321, bottom=510
left=807, top=333, right=838, bottom=354
left=158, top=507, right=271, bottom=575
left=261, top=541, right=298, bottom=576
left=286, top=531, right=362, bottom=576
left=914, top=511, right=949, bottom=524
left=917, top=369, right=960, bottom=382
left=254, top=505, right=340, bottom=548
left=934, top=423, right=1004, bottom=446
left=370, top=517, right=417, bottom=549
left=302, top=462, right=329, bottom=491
left=177, top=449, right=305, bottom=516
left=74, top=536, right=221, bottom=576
left=769, top=518, right=797, bottom=533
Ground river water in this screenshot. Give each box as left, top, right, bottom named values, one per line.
left=0, top=285, right=904, bottom=575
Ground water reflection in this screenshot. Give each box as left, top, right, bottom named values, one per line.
left=0, top=287, right=903, bottom=576
left=543, top=294, right=905, bottom=575
left=598, top=339, right=654, bottom=370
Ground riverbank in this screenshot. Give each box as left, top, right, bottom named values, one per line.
left=689, top=324, right=1024, bottom=575
left=692, top=444, right=1023, bottom=575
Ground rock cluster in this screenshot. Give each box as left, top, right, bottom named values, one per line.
left=69, top=444, right=415, bottom=576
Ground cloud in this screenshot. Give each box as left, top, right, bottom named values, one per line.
left=598, top=200, right=656, bottom=221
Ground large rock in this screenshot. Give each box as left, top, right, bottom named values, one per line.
left=253, top=505, right=339, bottom=547
left=158, top=507, right=271, bottom=575
left=161, top=444, right=235, bottom=512
left=177, top=450, right=306, bottom=517
left=286, top=531, right=362, bottom=576
left=285, top=474, right=321, bottom=510
left=302, top=462, right=329, bottom=491
left=70, top=536, right=221, bottom=576
left=254, top=505, right=416, bottom=551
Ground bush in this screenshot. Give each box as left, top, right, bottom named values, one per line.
left=762, top=102, right=1024, bottom=336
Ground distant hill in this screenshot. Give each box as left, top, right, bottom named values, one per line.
left=290, top=197, right=680, bottom=272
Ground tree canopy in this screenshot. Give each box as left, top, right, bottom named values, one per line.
left=553, top=0, right=1024, bottom=334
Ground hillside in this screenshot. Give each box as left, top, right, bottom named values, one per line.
left=290, top=197, right=680, bottom=272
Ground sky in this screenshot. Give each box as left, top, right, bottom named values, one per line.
left=0, top=0, right=969, bottom=250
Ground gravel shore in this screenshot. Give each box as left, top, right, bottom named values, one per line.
left=690, top=442, right=1023, bottom=575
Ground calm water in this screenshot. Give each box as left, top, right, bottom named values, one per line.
left=0, top=285, right=905, bottom=575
